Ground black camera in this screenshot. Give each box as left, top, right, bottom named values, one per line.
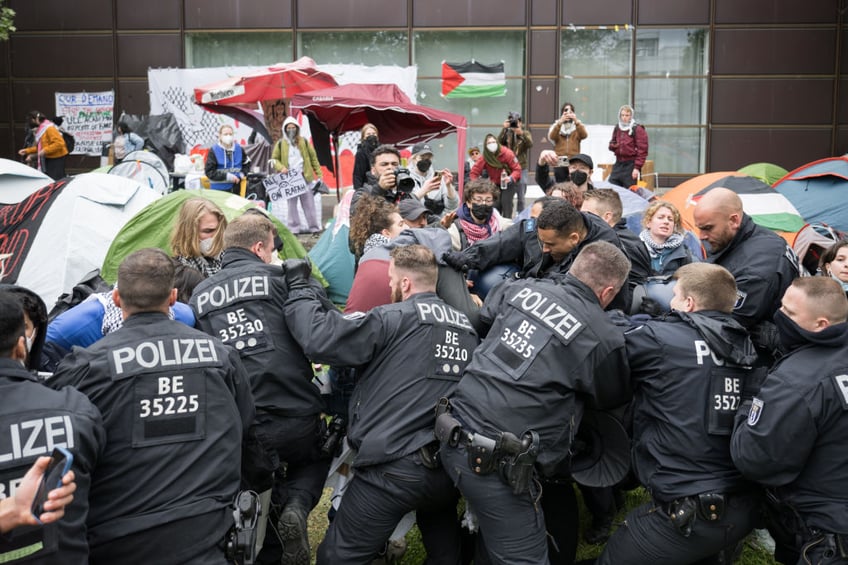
left=321, top=416, right=346, bottom=459
left=393, top=168, right=416, bottom=194
left=508, top=111, right=521, bottom=129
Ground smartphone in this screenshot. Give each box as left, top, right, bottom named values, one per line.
left=30, top=447, right=73, bottom=523
left=557, top=156, right=570, bottom=167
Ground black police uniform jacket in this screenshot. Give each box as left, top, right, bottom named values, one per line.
left=731, top=322, right=848, bottom=535
left=48, top=313, right=255, bottom=555
left=0, top=359, right=104, bottom=565
left=450, top=275, right=631, bottom=477
left=284, top=289, right=479, bottom=468
left=191, top=247, right=328, bottom=417
left=625, top=311, right=757, bottom=501
left=706, top=213, right=798, bottom=329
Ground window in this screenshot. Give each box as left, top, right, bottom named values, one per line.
left=185, top=33, right=293, bottom=68
left=298, top=31, right=408, bottom=66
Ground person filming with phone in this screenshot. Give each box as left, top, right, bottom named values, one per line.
left=498, top=112, right=533, bottom=214
left=0, top=291, right=104, bottom=563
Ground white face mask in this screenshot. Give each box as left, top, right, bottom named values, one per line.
left=486, top=142, right=498, bottom=153
left=220, top=134, right=234, bottom=145
left=199, top=237, right=215, bottom=255
left=25, top=329, right=36, bottom=354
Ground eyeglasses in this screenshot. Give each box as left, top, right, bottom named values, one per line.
left=470, top=199, right=494, bottom=205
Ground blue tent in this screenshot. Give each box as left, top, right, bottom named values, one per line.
left=773, top=156, right=848, bottom=233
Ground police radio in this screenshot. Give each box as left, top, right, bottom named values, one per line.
left=225, top=490, right=261, bottom=565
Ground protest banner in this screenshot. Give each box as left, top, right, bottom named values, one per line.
left=55, top=91, right=115, bottom=156
left=263, top=169, right=308, bottom=202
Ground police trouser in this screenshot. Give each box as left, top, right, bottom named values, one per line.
left=251, top=412, right=331, bottom=565
left=540, top=479, right=580, bottom=565
left=316, top=451, right=462, bottom=565
left=798, top=531, right=848, bottom=564
left=597, top=492, right=759, bottom=565
left=441, top=443, right=547, bottom=565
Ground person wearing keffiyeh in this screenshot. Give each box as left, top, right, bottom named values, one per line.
left=633, top=200, right=697, bottom=279
left=446, top=179, right=513, bottom=251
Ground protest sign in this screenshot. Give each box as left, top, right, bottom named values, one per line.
left=263, top=169, right=308, bottom=202
left=55, top=91, right=115, bottom=156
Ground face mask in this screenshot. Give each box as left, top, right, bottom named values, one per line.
left=199, top=237, right=215, bottom=255
left=570, top=170, right=588, bottom=186
left=365, top=135, right=379, bottom=149
left=286, top=128, right=297, bottom=139
left=220, top=134, right=233, bottom=145
left=471, top=204, right=493, bottom=221
left=416, top=159, right=431, bottom=173
left=486, top=142, right=498, bottom=153
left=829, top=271, right=848, bottom=292
left=25, top=329, right=36, bottom=354
left=773, top=310, right=813, bottom=352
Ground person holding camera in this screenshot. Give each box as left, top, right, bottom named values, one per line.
left=350, top=144, right=414, bottom=217
left=498, top=112, right=533, bottom=214
left=470, top=134, right=521, bottom=219
left=408, top=142, right=458, bottom=218
left=548, top=102, right=588, bottom=159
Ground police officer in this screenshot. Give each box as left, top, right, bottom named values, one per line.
left=598, top=263, right=760, bottom=565
left=283, top=245, right=478, bottom=564
left=731, top=277, right=848, bottom=564
left=438, top=241, right=632, bottom=564
left=0, top=291, right=104, bottom=564
left=49, top=249, right=254, bottom=564
left=693, top=187, right=799, bottom=352
left=190, top=213, right=330, bottom=565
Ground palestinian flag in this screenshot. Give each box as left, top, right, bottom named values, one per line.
left=441, top=61, right=506, bottom=99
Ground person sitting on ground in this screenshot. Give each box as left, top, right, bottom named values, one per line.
left=407, top=142, right=458, bottom=218
left=443, top=179, right=512, bottom=251
left=169, top=197, right=228, bottom=277
left=819, top=239, right=848, bottom=296
left=398, top=198, right=431, bottom=229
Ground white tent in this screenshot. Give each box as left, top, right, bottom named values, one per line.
left=0, top=173, right=161, bottom=307
left=0, top=158, right=53, bottom=204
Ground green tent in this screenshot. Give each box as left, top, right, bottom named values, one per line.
left=738, top=162, right=789, bottom=187
left=101, top=189, right=326, bottom=285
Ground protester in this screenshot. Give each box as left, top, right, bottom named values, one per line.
left=205, top=124, right=250, bottom=192
left=352, top=123, right=380, bottom=190
left=270, top=117, right=323, bottom=234
left=819, top=239, right=848, bottom=295
left=112, top=122, right=144, bottom=163
left=408, top=142, right=458, bottom=218
left=17, top=111, right=68, bottom=180
left=444, top=178, right=511, bottom=251
left=169, top=197, right=228, bottom=277
left=548, top=101, right=588, bottom=158
left=607, top=104, right=649, bottom=189
left=498, top=112, right=533, bottom=213
left=469, top=134, right=521, bottom=219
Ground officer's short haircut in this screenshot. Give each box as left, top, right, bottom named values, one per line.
left=369, top=144, right=401, bottom=167
left=224, top=213, right=274, bottom=251
left=570, top=241, right=630, bottom=294
left=790, top=277, right=848, bottom=323
left=584, top=189, right=623, bottom=223
left=536, top=200, right=585, bottom=236
left=0, top=292, right=25, bottom=355
left=673, top=263, right=737, bottom=313
left=390, top=244, right=437, bottom=290
left=463, top=178, right=500, bottom=204
left=642, top=200, right=683, bottom=232
left=117, top=248, right=175, bottom=312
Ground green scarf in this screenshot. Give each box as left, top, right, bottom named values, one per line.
left=483, top=140, right=508, bottom=170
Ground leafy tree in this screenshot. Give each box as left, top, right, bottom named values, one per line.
left=0, top=1, right=15, bottom=41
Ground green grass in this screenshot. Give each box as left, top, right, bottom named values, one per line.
left=306, top=486, right=777, bottom=564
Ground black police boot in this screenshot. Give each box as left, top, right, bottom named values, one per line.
left=583, top=516, right=613, bottom=545
left=278, top=500, right=310, bottom=565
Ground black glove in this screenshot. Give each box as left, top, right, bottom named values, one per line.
left=441, top=251, right=468, bottom=272
left=749, top=321, right=782, bottom=359
left=637, top=297, right=664, bottom=317
left=282, top=258, right=312, bottom=290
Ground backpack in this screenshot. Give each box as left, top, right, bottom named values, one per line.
left=59, top=128, right=75, bottom=153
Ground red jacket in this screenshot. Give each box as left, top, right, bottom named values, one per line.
left=609, top=125, right=649, bottom=170
left=470, top=147, right=522, bottom=185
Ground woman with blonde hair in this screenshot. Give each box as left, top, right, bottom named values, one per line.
left=633, top=200, right=696, bottom=278
left=352, top=123, right=380, bottom=190
left=169, top=197, right=228, bottom=277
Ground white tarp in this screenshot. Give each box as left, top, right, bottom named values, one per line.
left=0, top=158, right=53, bottom=204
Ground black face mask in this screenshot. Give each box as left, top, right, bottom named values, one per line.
left=773, top=310, right=813, bottom=352
left=365, top=135, right=379, bottom=149
left=416, top=159, right=431, bottom=173
left=570, top=170, right=588, bottom=186
left=471, top=203, right=493, bottom=221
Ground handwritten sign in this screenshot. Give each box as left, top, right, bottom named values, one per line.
left=55, top=91, right=115, bottom=156
left=263, top=169, right=308, bottom=201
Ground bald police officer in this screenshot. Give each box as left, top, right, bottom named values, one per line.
left=598, top=263, right=760, bottom=565
left=190, top=213, right=332, bottom=565
left=731, top=277, right=848, bottom=564
left=437, top=241, right=632, bottom=564
left=283, top=245, right=478, bottom=564
left=0, top=292, right=104, bottom=564
left=50, top=248, right=254, bottom=564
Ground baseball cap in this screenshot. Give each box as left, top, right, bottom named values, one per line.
left=569, top=153, right=594, bottom=169
left=410, top=142, right=434, bottom=158
left=398, top=198, right=429, bottom=221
